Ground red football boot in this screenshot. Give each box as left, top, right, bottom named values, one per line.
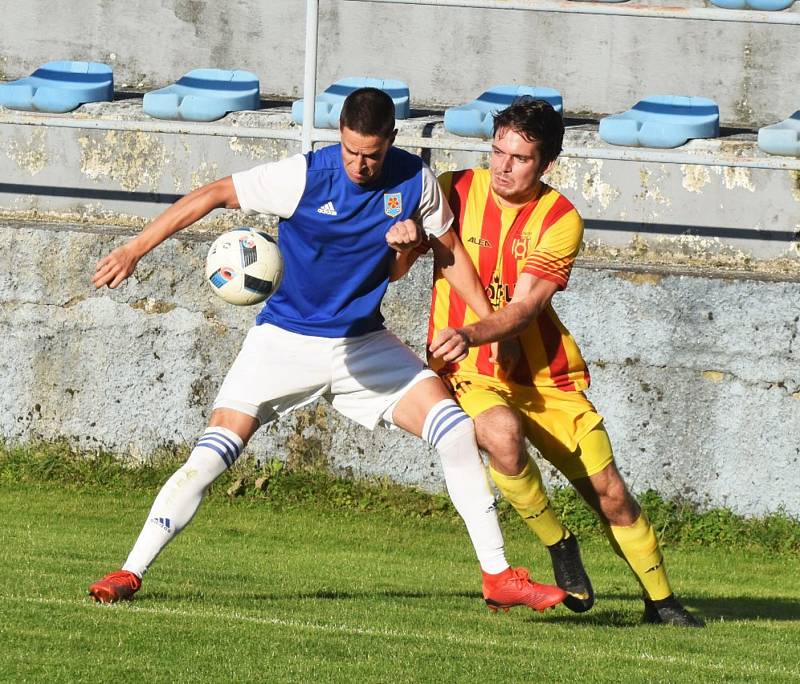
left=89, top=570, right=142, bottom=604
left=482, top=566, right=567, bottom=613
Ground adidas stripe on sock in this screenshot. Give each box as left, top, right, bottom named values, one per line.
left=422, top=399, right=471, bottom=448
left=422, top=399, right=508, bottom=574
left=196, top=428, right=243, bottom=468
left=122, top=427, right=244, bottom=577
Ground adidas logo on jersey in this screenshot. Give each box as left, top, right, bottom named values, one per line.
left=317, top=201, right=337, bottom=216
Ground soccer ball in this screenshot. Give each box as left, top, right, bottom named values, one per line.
left=205, top=228, right=283, bottom=306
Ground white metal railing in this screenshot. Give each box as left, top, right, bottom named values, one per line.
left=344, top=0, right=800, bottom=25
left=0, top=112, right=302, bottom=141
left=3, top=110, right=799, bottom=171
left=301, top=0, right=320, bottom=154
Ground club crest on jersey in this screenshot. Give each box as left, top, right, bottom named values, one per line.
left=511, top=236, right=529, bottom=260
left=384, top=193, right=402, bottom=218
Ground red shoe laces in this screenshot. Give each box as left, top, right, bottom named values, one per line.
left=104, top=571, right=139, bottom=587
left=509, top=567, right=532, bottom=585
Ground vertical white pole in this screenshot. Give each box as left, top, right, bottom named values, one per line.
left=302, top=0, right=320, bottom=153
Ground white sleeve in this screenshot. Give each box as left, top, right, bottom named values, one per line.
left=416, top=163, right=454, bottom=238
left=231, top=154, right=307, bottom=218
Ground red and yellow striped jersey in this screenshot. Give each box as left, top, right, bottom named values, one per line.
left=428, top=168, right=590, bottom=391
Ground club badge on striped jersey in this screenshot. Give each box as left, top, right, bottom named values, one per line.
left=511, top=236, right=529, bottom=260
left=384, top=192, right=402, bottom=218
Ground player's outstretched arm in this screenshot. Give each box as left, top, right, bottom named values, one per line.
left=430, top=273, right=559, bottom=363
left=92, top=177, right=240, bottom=289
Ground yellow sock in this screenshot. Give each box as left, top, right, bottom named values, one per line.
left=490, top=456, right=568, bottom=547
left=606, top=512, right=672, bottom=601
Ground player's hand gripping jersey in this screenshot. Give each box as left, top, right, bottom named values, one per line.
left=428, top=169, right=590, bottom=391
left=233, top=145, right=452, bottom=337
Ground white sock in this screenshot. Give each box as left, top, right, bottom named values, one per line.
left=122, top=427, right=244, bottom=577
left=422, top=399, right=509, bottom=574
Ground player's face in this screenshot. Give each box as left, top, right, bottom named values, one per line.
left=340, top=126, right=397, bottom=185
left=490, top=127, right=552, bottom=207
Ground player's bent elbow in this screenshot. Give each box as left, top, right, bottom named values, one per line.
left=221, top=180, right=241, bottom=210
left=193, top=177, right=239, bottom=211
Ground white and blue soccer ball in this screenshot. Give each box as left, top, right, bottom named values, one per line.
left=205, top=228, right=283, bottom=306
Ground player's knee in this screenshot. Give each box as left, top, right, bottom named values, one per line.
left=208, top=408, right=259, bottom=444
left=475, top=410, right=525, bottom=471
left=580, top=462, right=637, bottom=525
left=597, top=483, right=639, bottom=526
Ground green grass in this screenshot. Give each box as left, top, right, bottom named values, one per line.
left=2, top=473, right=800, bottom=683
left=3, top=441, right=799, bottom=554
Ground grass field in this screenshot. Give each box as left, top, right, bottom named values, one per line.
left=2, top=473, right=799, bottom=684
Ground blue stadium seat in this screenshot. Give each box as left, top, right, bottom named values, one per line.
left=444, top=85, right=563, bottom=139
left=0, top=61, right=113, bottom=113
left=143, top=69, right=260, bottom=122
left=291, top=77, right=410, bottom=128
left=758, top=112, right=800, bottom=156
left=599, top=96, right=720, bottom=148
left=709, top=0, right=795, bottom=9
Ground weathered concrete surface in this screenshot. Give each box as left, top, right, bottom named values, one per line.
left=2, top=104, right=798, bottom=262
left=1, top=221, right=798, bottom=516
left=564, top=267, right=800, bottom=516
left=1, top=0, right=798, bottom=128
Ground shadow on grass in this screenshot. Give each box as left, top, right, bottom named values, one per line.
left=136, top=589, right=800, bottom=625
left=547, top=592, right=800, bottom=626
left=684, top=595, right=800, bottom=623
left=533, top=608, right=641, bottom=628
left=144, top=588, right=480, bottom=603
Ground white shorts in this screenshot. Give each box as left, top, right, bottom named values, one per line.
left=213, top=323, right=437, bottom=429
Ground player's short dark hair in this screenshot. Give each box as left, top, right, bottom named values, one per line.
left=492, top=97, right=564, bottom=165
left=340, top=87, right=396, bottom=138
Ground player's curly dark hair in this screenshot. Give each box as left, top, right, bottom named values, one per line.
left=492, top=97, right=564, bottom=165
left=340, top=88, right=396, bottom=138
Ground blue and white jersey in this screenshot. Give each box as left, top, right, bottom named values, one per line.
left=232, top=144, right=453, bottom=337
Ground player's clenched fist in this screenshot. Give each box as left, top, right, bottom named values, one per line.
left=429, top=326, right=472, bottom=363
left=385, top=218, right=422, bottom=252
left=92, top=243, right=140, bottom=289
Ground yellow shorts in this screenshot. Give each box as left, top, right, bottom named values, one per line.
left=443, top=372, right=613, bottom=481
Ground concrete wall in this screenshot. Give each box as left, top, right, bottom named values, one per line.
left=2, top=219, right=798, bottom=517
left=1, top=1, right=799, bottom=127
left=0, top=109, right=797, bottom=518
left=1, top=1, right=799, bottom=517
